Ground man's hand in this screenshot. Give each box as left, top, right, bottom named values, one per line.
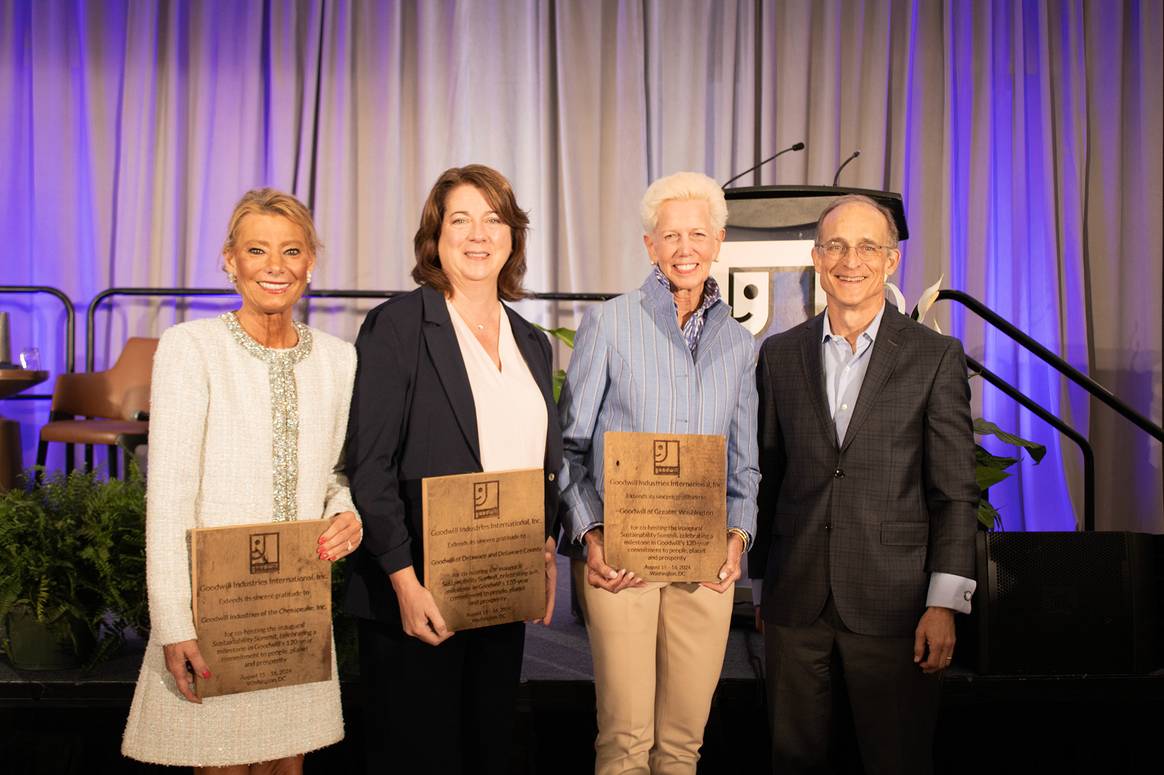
left=701, top=532, right=745, bottom=593
left=584, top=528, right=644, bottom=593
left=390, top=566, right=454, bottom=646
left=533, top=536, right=557, bottom=625
left=913, top=606, right=956, bottom=673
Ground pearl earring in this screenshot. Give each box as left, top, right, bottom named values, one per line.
left=226, top=272, right=237, bottom=284
left=306, top=271, right=313, bottom=284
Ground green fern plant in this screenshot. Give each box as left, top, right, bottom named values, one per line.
left=0, top=468, right=147, bottom=668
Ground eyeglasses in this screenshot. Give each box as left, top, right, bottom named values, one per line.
left=813, top=240, right=896, bottom=261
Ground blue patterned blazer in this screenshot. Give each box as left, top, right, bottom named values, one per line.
left=557, top=271, right=760, bottom=558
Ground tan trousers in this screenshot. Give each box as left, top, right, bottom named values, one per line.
left=574, top=561, right=734, bottom=775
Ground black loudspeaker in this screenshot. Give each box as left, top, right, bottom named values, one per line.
left=958, top=531, right=1163, bottom=675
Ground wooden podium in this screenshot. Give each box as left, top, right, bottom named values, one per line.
left=722, top=184, right=909, bottom=240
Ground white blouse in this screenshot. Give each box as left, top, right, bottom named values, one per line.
left=446, top=299, right=547, bottom=471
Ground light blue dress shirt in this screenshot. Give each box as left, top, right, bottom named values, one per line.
left=822, top=305, right=884, bottom=446
left=558, top=271, right=760, bottom=550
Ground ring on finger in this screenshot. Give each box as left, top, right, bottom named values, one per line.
left=346, top=539, right=352, bottom=551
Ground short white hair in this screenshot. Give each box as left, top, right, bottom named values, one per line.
left=639, top=171, right=728, bottom=234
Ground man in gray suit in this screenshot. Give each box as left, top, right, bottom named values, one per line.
left=749, top=195, right=979, bottom=774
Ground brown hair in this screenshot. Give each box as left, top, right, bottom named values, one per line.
left=814, top=193, right=899, bottom=247
left=412, top=165, right=530, bottom=301
left=222, top=188, right=321, bottom=264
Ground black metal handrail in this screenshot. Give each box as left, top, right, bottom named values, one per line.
left=966, top=355, right=1096, bottom=531
left=86, top=287, right=617, bottom=371
left=0, top=285, right=76, bottom=400
left=926, top=289, right=1164, bottom=443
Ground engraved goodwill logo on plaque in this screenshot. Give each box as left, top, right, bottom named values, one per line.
left=191, top=520, right=332, bottom=698
left=423, top=468, right=545, bottom=631
left=249, top=532, right=280, bottom=574
left=473, top=480, right=500, bottom=519
left=605, top=432, right=727, bottom=582
left=653, top=439, right=681, bottom=476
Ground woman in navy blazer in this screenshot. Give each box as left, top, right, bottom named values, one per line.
left=344, top=165, right=562, bottom=774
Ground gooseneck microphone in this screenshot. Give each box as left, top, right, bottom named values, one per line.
left=721, top=142, right=806, bottom=189
left=831, top=150, right=861, bottom=187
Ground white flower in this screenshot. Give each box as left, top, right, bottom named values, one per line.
left=886, top=274, right=944, bottom=332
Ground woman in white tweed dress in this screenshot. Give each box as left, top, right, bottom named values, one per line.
left=122, top=189, right=364, bottom=773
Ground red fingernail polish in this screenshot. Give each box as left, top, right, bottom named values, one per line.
left=202, top=671, right=211, bottom=678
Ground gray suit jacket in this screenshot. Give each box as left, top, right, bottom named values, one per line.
left=748, top=306, right=978, bottom=638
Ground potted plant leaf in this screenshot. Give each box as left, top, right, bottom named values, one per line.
left=973, top=417, right=1046, bottom=528
left=892, top=277, right=1047, bottom=528
left=0, top=468, right=148, bottom=670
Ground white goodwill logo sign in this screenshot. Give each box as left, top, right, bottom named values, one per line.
left=710, top=240, right=823, bottom=340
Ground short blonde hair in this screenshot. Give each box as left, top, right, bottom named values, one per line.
left=222, top=188, right=321, bottom=259
left=639, top=171, right=728, bottom=234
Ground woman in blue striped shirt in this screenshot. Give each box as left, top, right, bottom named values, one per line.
left=558, top=171, right=761, bottom=774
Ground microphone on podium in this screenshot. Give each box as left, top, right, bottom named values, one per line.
left=721, top=142, right=805, bottom=189
left=831, top=150, right=861, bottom=187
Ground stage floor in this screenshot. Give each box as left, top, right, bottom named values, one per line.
left=2, top=557, right=1162, bottom=773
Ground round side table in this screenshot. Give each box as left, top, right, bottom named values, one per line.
left=0, top=369, right=49, bottom=490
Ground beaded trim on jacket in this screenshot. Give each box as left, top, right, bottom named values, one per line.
left=221, top=312, right=313, bottom=522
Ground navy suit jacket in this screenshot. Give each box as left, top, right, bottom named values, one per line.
left=342, top=285, right=563, bottom=625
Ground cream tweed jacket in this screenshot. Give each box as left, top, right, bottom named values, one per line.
left=122, top=314, right=357, bottom=767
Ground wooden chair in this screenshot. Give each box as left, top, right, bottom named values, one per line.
left=36, top=337, right=158, bottom=479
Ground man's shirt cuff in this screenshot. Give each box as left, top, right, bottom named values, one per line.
left=927, top=572, right=976, bottom=614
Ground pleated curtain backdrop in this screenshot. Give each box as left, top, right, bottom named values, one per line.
left=0, top=0, right=1160, bottom=531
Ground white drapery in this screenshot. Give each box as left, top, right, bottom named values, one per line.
left=1, top=0, right=1160, bottom=531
